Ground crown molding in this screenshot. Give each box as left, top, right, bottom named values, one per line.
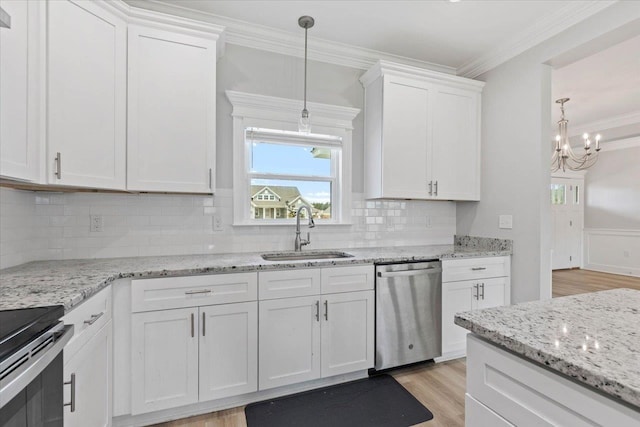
left=226, top=90, right=360, bottom=130
left=126, top=0, right=456, bottom=74
left=360, top=60, right=485, bottom=91
left=457, top=1, right=618, bottom=78
left=569, top=110, right=640, bottom=137
left=107, top=0, right=226, bottom=55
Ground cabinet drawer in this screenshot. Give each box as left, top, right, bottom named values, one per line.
left=62, top=286, right=112, bottom=360
left=443, top=256, right=509, bottom=282
left=131, top=272, right=257, bottom=313
left=321, top=265, right=374, bottom=294
left=259, top=269, right=321, bottom=300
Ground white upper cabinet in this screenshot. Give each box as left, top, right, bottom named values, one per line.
left=47, top=0, right=127, bottom=189
left=0, top=0, right=41, bottom=181
left=361, top=60, right=484, bottom=201
left=431, top=86, right=481, bottom=200
left=127, top=25, right=217, bottom=193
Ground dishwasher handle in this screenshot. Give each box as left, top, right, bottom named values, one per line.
left=377, top=267, right=440, bottom=278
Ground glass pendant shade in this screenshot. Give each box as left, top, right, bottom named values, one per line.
left=299, top=109, right=310, bottom=134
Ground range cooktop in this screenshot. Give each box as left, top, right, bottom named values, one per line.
left=0, top=306, right=64, bottom=362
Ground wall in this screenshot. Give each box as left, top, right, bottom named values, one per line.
left=585, top=146, right=640, bottom=229
left=582, top=145, right=640, bottom=276
left=0, top=187, right=455, bottom=269
left=457, top=2, right=640, bottom=303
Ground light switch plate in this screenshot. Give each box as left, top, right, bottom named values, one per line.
left=499, top=215, right=513, bottom=229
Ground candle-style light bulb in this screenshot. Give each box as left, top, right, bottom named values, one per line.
left=595, top=134, right=601, bottom=150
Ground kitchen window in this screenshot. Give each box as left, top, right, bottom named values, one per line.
left=227, top=90, right=359, bottom=226
left=246, top=128, right=341, bottom=223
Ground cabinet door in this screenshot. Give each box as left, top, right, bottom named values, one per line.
left=478, top=277, right=508, bottom=310
left=431, top=86, right=480, bottom=201
left=321, top=291, right=374, bottom=377
left=0, top=0, right=40, bottom=181
left=199, top=302, right=258, bottom=401
left=64, top=321, right=112, bottom=427
left=131, top=308, right=198, bottom=414
left=442, top=280, right=476, bottom=357
left=127, top=25, right=216, bottom=193
left=47, top=0, right=126, bottom=189
left=381, top=76, right=432, bottom=199
left=259, top=296, right=321, bottom=390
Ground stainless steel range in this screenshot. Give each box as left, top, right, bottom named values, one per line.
left=375, top=261, right=442, bottom=370
left=0, top=306, right=73, bottom=426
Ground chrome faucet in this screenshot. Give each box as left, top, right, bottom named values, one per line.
left=295, top=205, right=315, bottom=251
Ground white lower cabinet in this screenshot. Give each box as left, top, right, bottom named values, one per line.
left=63, top=321, right=112, bottom=427
left=131, top=302, right=258, bottom=415
left=131, top=308, right=199, bottom=414
left=259, top=296, right=321, bottom=390
left=321, top=291, right=374, bottom=377
left=259, top=289, right=375, bottom=390
left=441, top=257, right=511, bottom=359
left=199, top=302, right=258, bottom=401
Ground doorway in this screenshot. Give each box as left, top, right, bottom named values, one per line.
left=550, top=176, right=584, bottom=270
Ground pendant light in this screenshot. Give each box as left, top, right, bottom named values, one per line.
left=298, top=16, right=314, bottom=134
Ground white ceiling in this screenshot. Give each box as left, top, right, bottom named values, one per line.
left=552, top=34, right=640, bottom=140
left=135, top=0, right=612, bottom=76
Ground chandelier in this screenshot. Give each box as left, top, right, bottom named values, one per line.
left=551, top=98, right=601, bottom=172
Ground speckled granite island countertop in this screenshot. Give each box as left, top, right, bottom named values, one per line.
left=455, top=288, right=640, bottom=409
left=0, top=239, right=511, bottom=313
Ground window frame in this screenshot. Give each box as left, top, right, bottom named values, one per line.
left=227, top=91, right=360, bottom=226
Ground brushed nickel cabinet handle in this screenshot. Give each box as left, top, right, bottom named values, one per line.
left=315, top=300, right=320, bottom=322
left=428, top=181, right=433, bottom=195
left=185, top=289, right=211, bottom=295
left=55, top=152, right=62, bottom=179
left=64, top=373, right=75, bottom=412
left=202, top=312, right=206, bottom=336
left=434, top=180, right=438, bottom=196
left=83, top=312, right=104, bottom=325
left=190, top=313, right=194, bottom=338
left=324, top=300, right=328, bottom=321
left=209, top=168, right=213, bottom=189
left=473, top=284, right=478, bottom=300
left=481, top=283, right=485, bottom=300
left=471, top=267, right=487, bottom=271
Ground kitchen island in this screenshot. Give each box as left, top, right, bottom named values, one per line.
left=455, top=288, right=640, bottom=426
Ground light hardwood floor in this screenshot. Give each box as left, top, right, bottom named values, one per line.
left=152, top=359, right=467, bottom=427
left=154, top=269, right=637, bottom=427
left=552, top=268, right=640, bottom=297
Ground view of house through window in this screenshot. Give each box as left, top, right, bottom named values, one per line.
left=248, top=133, right=339, bottom=221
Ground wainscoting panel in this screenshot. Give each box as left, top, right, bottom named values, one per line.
left=584, top=228, right=640, bottom=277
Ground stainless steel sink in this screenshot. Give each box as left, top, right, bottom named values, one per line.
left=261, top=251, right=354, bottom=261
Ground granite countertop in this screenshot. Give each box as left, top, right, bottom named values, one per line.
left=455, top=288, right=640, bottom=409
left=0, top=240, right=511, bottom=313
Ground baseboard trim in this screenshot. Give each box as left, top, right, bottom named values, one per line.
left=583, top=264, right=640, bottom=278
left=112, top=370, right=367, bottom=427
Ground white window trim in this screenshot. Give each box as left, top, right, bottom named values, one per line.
left=226, top=90, right=360, bottom=226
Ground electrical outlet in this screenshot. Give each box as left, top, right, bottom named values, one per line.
left=213, top=215, right=223, bottom=231
left=498, top=215, right=513, bottom=229
left=90, top=215, right=104, bottom=232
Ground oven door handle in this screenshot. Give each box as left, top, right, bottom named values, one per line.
left=0, top=323, right=74, bottom=409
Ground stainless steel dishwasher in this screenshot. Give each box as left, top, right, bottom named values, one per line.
left=375, top=261, right=442, bottom=370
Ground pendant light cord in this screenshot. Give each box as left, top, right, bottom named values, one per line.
left=303, top=26, right=308, bottom=112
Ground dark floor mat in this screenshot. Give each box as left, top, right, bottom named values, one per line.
left=245, top=374, right=434, bottom=427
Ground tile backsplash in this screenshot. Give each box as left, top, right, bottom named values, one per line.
left=0, top=187, right=455, bottom=269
